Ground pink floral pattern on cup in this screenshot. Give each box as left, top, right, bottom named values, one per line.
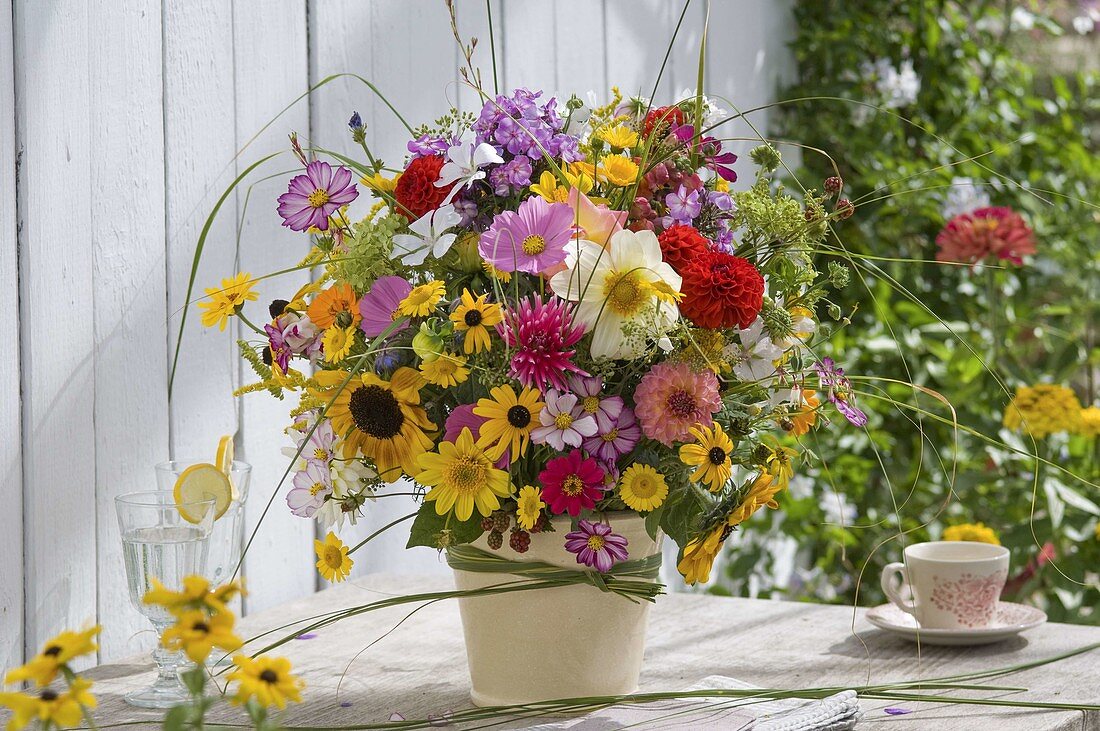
left=930, top=570, right=1008, bottom=628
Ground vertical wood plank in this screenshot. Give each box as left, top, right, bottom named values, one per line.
left=604, top=0, right=676, bottom=102
left=501, top=0, right=609, bottom=98
left=88, top=0, right=170, bottom=662
left=0, top=0, right=23, bottom=672
left=13, top=0, right=97, bottom=663
left=232, top=0, right=316, bottom=612
left=454, top=0, right=501, bottom=114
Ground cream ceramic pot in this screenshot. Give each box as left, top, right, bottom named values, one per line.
left=452, top=513, right=661, bottom=706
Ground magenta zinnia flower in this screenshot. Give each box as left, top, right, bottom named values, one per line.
left=564, top=519, right=629, bottom=573
left=634, top=362, right=722, bottom=446
left=583, top=406, right=641, bottom=464
left=531, top=390, right=598, bottom=451
left=539, top=449, right=605, bottom=517
left=358, top=276, right=413, bottom=337
left=935, top=206, right=1036, bottom=266
left=478, top=196, right=574, bottom=274
left=498, top=296, right=588, bottom=392
left=277, top=160, right=359, bottom=232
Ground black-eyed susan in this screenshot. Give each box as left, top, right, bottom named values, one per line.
left=0, top=677, right=96, bottom=730
left=311, top=366, right=435, bottom=482
left=763, top=444, right=797, bottom=489
left=676, top=526, right=725, bottom=586
left=419, top=352, right=470, bottom=388
left=618, top=464, right=668, bottom=512
left=482, top=260, right=512, bottom=283
left=450, top=290, right=504, bottom=354
left=473, top=385, right=544, bottom=460
left=227, top=654, right=303, bottom=710
left=418, top=427, right=512, bottom=521
left=314, top=531, right=353, bottom=582
left=727, top=473, right=782, bottom=528
left=322, top=325, right=357, bottom=363
left=678, top=423, right=735, bottom=492
left=515, top=485, right=546, bottom=530
left=4, top=627, right=100, bottom=687
left=162, top=609, right=244, bottom=664
left=199, top=272, right=259, bottom=331
left=143, top=576, right=244, bottom=617
left=397, top=280, right=446, bottom=318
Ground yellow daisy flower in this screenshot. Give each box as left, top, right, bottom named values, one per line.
left=598, top=155, right=639, bottom=186
left=322, top=325, right=357, bottom=363
left=943, top=522, right=1001, bottom=545
left=398, top=280, right=446, bottom=318
left=679, top=423, right=735, bottom=492
left=418, top=427, right=513, bottom=521
left=482, top=260, right=513, bottom=283
left=199, top=272, right=259, bottom=331
left=529, top=171, right=570, bottom=203
left=162, top=609, right=243, bottom=664
left=473, top=385, right=545, bottom=460
left=314, top=531, right=353, bottom=582
left=0, top=677, right=96, bottom=730
left=597, top=124, right=639, bottom=150
left=228, top=654, right=304, bottom=710
left=516, top=485, right=546, bottom=531
left=1077, top=406, right=1100, bottom=437
left=143, top=576, right=244, bottom=617
left=4, top=627, right=100, bottom=687
left=727, top=473, right=782, bottom=528
left=1003, top=384, right=1082, bottom=438
left=360, top=171, right=400, bottom=195
left=420, top=352, right=470, bottom=387
left=764, top=444, right=797, bottom=489
left=450, top=290, right=504, bottom=354
left=677, top=526, right=725, bottom=586
left=618, top=464, right=669, bottom=512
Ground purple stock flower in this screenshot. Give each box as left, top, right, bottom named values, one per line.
left=488, top=154, right=533, bottom=195
left=277, top=160, right=359, bottom=232
left=815, top=358, right=869, bottom=427
left=564, top=520, right=629, bottom=573
left=583, top=406, right=641, bottom=464
left=665, top=185, right=702, bottom=225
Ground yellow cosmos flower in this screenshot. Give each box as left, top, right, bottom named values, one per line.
left=398, top=280, right=446, bottom=318
left=618, top=464, right=669, bottom=512
left=473, top=385, right=545, bottom=460
left=788, top=390, right=820, bottom=436
left=516, top=485, right=545, bottom=530
left=143, top=576, right=244, bottom=617
left=418, top=427, right=513, bottom=521
left=943, top=522, right=1001, bottom=545
left=597, top=124, right=639, bottom=149
left=228, top=654, right=304, bottom=710
left=199, top=272, right=259, bottom=331
left=679, top=423, right=735, bottom=492
left=1077, top=406, right=1100, bottom=437
left=4, top=627, right=100, bottom=687
left=677, top=526, right=725, bottom=586
left=314, top=531, right=353, bottom=582
left=450, top=290, right=504, bottom=354
left=162, top=609, right=244, bottom=664
left=0, top=677, right=96, bottom=730
left=764, top=444, right=797, bottom=489
left=360, top=171, right=400, bottom=194
left=322, top=325, right=356, bottom=363
left=420, top=352, right=470, bottom=387
left=1003, top=384, right=1082, bottom=438
left=727, top=473, right=782, bottom=528
left=598, top=155, right=639, bottom=186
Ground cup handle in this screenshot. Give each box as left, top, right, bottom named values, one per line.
left=881, top=562, right=917, bottom=615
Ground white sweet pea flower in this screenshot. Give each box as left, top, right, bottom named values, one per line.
left=391, top=204, right=463, bottom=266
left=723, top=317, right=783, bottom=382
left=436, top=130, right=503, bottom=201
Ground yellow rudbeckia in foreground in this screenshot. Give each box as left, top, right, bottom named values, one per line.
left=162, top=609, right=244, bottom=663
left=143, top=576, right=244, bottom=616
left=199, top=272, right=259, bottom=331
left=418, top=427, right=512, bottom=521
left=473, top=385, right=545, bottom=460
left=228, top=655, right=304, bottom=710
left=679, top=423, right=734, bottom=492
left=0, top=677, right=96, bottom=730
left=677, top=526, right=725, bottom=586
left=315, top=531, right=353, bottom=582
left=727, top=473, right=782, bottom=528
left=4, top=627, right=100, bottom=687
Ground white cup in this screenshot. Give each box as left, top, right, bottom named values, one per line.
left=881, top=541, right=1009, bottom=629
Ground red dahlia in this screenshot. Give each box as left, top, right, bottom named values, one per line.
left=643, top=105, right=685, bottom=138
left=393, top=155, right=455, bottom=221
left=658, top=224, right=709, bottom=273
left=679, top=250, right=765, bottom=329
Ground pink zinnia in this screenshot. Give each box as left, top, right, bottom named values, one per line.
left=444, top=405, right=509, bottom=468
left=478, top=196, right=574, bottom=274
left=277, top=160, right=359, bottom=232
left=358, top=276, right=413, bottom=337
left=498, top=296, right=588, bottom=392
left=936, top=206, right=1036, bottom=266
left=531, top=390, right=598, bottom=451
left=539, top=449, right=605, bottom=516
left=564, top=519, right=629, bottom=573
left=634, top=362, right=721, bottom=446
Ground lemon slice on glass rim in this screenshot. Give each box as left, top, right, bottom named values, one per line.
left=173, top=463, right=232, bottom=523
left=214, top=434, right=239, bottom=500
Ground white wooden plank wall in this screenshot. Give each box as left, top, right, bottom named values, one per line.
left=3, top=0, right=791, bottom=665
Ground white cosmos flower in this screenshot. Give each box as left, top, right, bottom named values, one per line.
left=549, top=228, right=681, bottom=360
left=391, top=204, right=463, bottom=266
left=436, top=130, right=503, bottom=202
left=724, top=317, right=783, bottom=382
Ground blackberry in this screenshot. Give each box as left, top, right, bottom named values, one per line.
left=490, top=510, right=511, bottom=534
left=835, top=199, right=855, bottom=220
left=480, top=517, right=494, bottom=532
left=531, top=513, right=551, bottom=534
left=509, top=529, right=531, bottom=553
left=824, top=176, right=843, bottom=196
left=486, top=531, right=503, bottom=550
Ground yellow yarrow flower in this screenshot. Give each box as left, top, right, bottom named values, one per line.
left=943, top=522, right=1001, bottom=545
left=162, top=609, right=244, bottom=664
left=228, top=654, right=303, bottom=710
left=199, top=272, right=259, bottom=331
left=397, top=280, right=446, bottom=318
left=0, top=677, right=96, bottom=730
left=419, top=352, right=470, bottom=388
left=1078, top=406, right=1100, bottom=437
left=516, top=485, right=546, bottom=531
left=597, top=124, right=639, bottom=150
left=4, top=627, right=100, bottom=687
left=418, top=427, right=513, bottom=521
left=322, top=325, right=357, bottom=363
left=314, top=531, right=353, bottom=583
left=1003, top=384, right=1082, bottom=438
left=679, top=423, right=735, bottom=492
left=598, top=155, right=639, bottom=186
left=618, top=464, right=668, bottom=512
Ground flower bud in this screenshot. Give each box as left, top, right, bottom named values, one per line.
left=412, top=323, right=444, bottom=362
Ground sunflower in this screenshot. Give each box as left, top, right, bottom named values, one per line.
left=199, top=272, right=258, bottom=331
left=420, top=352, right=470, bottom=387
left=450, top=289, right=504, bottom=354
left=314, top=531, right=353, bottom=582
left=4, top=627, right=100, bottom=687
left=677, top=526, right=725, bottom=585
left=162, top=609, right=243, bottom=663
left=397, top=280, right=446, bottom=317
left=228, top=654, right=304, bottom=710
left=312, top=367, right=435, bottom=482
left=516, top=485, right=546, bottom=530
left=0, top=677, right=97, bottom=730
left=678, top=423, right=734, bottom=492
left=307, top=283, right=360, bottom=330
left=418, top=427, right=512, bottom=521
left=473, top=385, right=545, bottom=460
left=618, top=464, right=668, bottom=511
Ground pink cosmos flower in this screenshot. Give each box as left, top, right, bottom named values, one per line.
left=444, top=404, right=509, bottom=469
left=582, top=406, right=641, bottom=464
left=358, top=276, right=413, bottom=337
left=539, top=449, right=605, bottom=516
left=478, top=196, right=574, bottom=274
left=570, top=375, right=624, bottom=433
left=564, top=519, right=629, bottom=572
left=935, top=206, right=1036, bottom=266
left=498, top=296, right=588, bottom=392
left=277, top=160, right=359, bottom=232
left=634, top=362, right=722, bottom=446
left=286, top=461, right=332, bottom=518
left=531, top=390, right=598, bottom=450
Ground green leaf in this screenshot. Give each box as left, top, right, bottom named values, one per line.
left=658, top=484, right=712, bottom=547
left=406, top=502, right=485, bottom=549
left=162, top=705, right=191, bottom=731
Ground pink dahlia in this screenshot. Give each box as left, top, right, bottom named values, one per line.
left=277, top=160, right=359, bottom=232
left=634, top=362, right=721, bottom=446
left=564, top=519, right=629, bottom=573
left=936, top=206, right=1036, bottom=266
left=539, top=449, right=605, bottom=516
left=358, top=276, right=413, bottom=337
left=478, top=196, right=574, bottom=274
left=498, top=296, right=588, bottom=392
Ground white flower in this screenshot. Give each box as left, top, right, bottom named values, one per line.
left=861, top=57, right=920, bottom=109
left=549, top=229, right=681, bottom=360
left=1010, top=6, right=1036, bottom=30
left=723, top=317, right=783, bottom=382
left=675, top=87, right=728, bottom=127
left=942, top=176, right=991, bottom=220
left=436, top=130, right=503, bottom=201
left=316, top=457, right=376, bottom=529
left=391, top=204, right=463, bottom=266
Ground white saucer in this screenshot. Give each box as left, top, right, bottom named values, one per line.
left=865, top=601, right=1046, bottom=645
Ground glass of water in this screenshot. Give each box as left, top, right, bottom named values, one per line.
left=116, top=491, right=215, bottom=708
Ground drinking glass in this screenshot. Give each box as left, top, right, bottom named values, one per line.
left=116, top=491, right=215, bottom=708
